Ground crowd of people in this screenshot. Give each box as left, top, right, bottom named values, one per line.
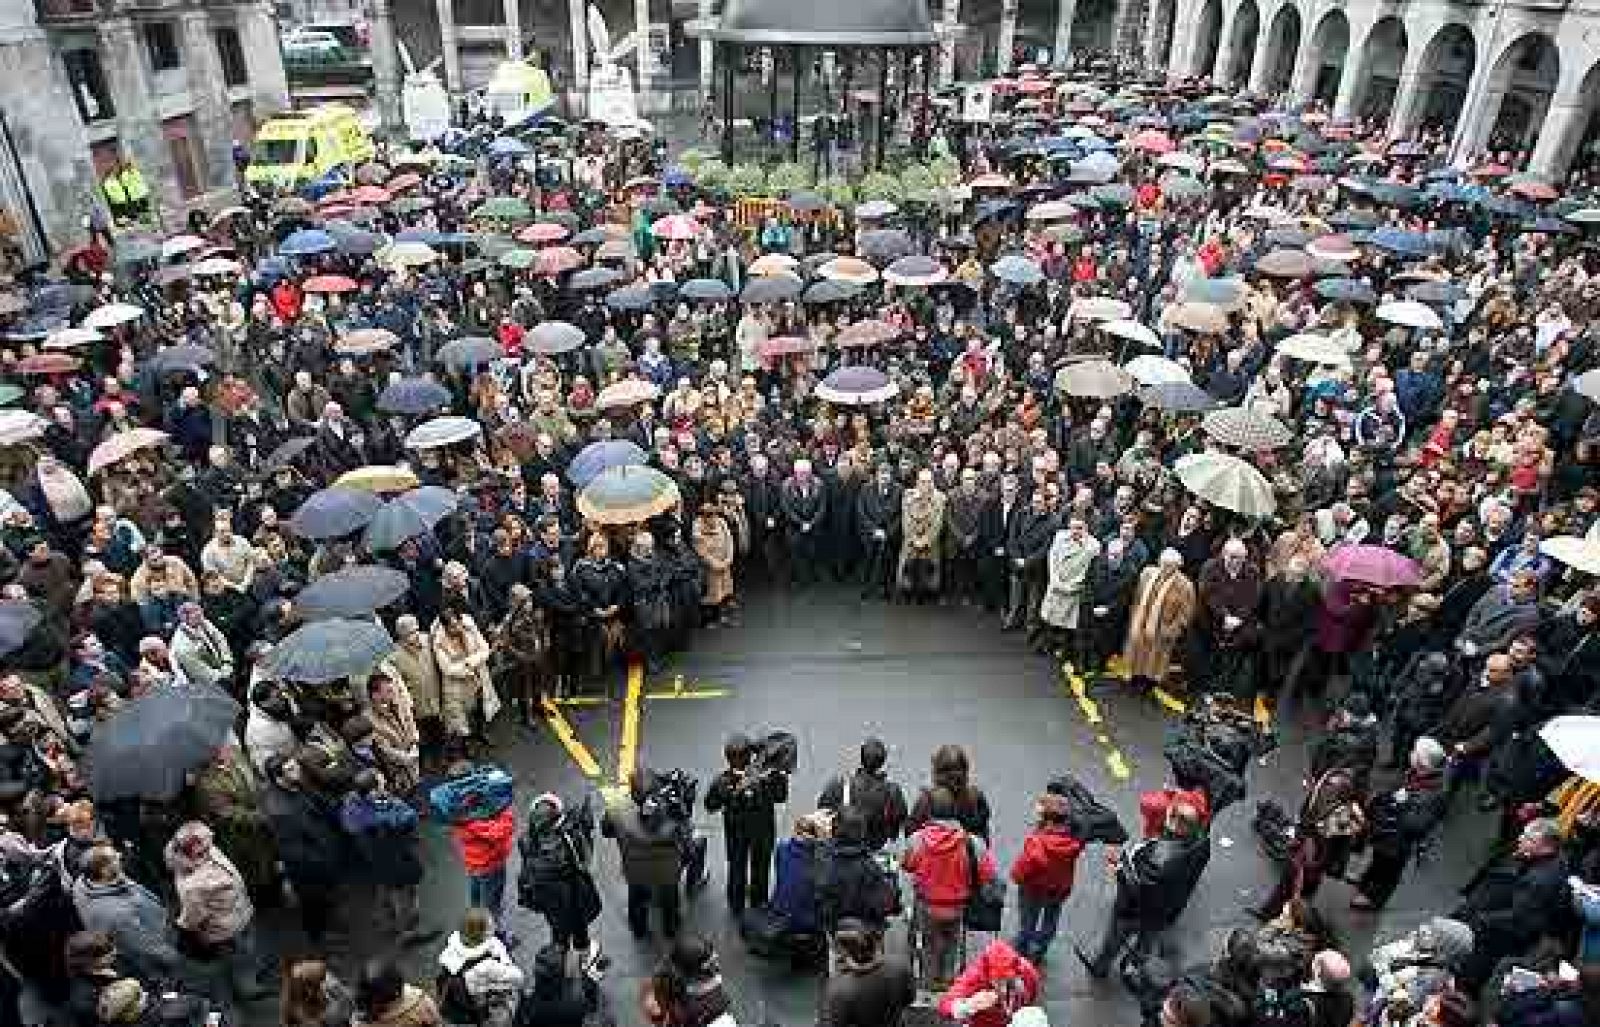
left=0, top=57, right=1595, bottom=1027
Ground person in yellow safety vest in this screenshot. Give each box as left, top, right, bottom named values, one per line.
left=100, top=160, right=151, bottom=223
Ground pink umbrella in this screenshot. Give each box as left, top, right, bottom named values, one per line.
left=651, top=214, right=701, bottom=240
left=1130, top=129, right=1175, bottom=154
left=1324, top=544, right=1422, bottom=589
left=518, top=222, right=571, bottom=244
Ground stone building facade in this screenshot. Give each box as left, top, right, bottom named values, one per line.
left=0, top=0, right=288, bottom=261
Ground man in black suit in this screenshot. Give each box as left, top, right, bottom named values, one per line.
left=1005, top=481, right=1060, bottom=635
left=855, top=463, right=903, bottom=601
left=978, top=473, right=1022, bottom=613
left=780, top=459, right=828, bottom=587
left=741, top=453, right=785, bottom=585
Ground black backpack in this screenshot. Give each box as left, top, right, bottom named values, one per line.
left=436, top=953, right=491, bottom=1025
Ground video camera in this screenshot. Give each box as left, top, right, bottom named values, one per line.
left=639, top=768, right=698, bottom=831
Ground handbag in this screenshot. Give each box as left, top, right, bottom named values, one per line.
left=962, top=834, right=1005, bottom=932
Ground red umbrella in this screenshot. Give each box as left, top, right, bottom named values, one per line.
left=836, top=319, right=899, bottom=348
left=518, top=222, right=570, bottom=244
left=1510, top=181, right=1559, bottom=202
left=303, top=274, right=360, bottom=294
left=758, top=336, right=816, bottom=359
left=387, top=172, right=423, bottom=192
left=1130, top=129, right=1175, bottom=154
left=319, top=203, right=356, bottom=218
left=651, top=214, right=701, bottom=240
left=1470, top=162, right=1511, bottom=178
left=349, top=185, right=392, bottom=205
left=318, top=190, right=353, bottom=207
left=1323, top=544, right=1422, bottom=589
left=535, top=246, right=584, bottom=275
left=14, top=353, right=81, bottom=375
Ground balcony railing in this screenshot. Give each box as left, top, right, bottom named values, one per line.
left=35, top=0, right=99, bottom=22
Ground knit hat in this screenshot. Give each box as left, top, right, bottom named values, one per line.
left=1415, top=917, right=1475, bottom=966
left=97, top=979, right=145, bottom=1023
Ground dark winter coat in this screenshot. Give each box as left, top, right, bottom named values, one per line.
left=705, top=767, right=788, bottom=841
left=263, top=783, right=347, bottom=886
left=1115, top=830, right=1211, bottom=930
left=339, top=791, right=424, bottom=887
left=817, top=957, right=916, bottom=1027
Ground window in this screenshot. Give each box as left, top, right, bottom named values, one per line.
left=215, top=27, right=248, bottom=86
left=143, top=21, right=181, bottom=72
left=61, top=47, right=114, bottom=122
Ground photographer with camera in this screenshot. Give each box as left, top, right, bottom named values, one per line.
left=642, top=935, right=734, bottom=1027
left=603, top=769, right=688, bottom=940
left=516, top=793, right=603, bottom=975
left=705, top=733, right=790, bottom=916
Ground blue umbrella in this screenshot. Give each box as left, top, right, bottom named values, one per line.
left=394, top=227, right=446, bottom=245
left=569, top=440, right=649, bottom=489
left=378, top=376, right=453, bottom=415
left=1426, top=182, right=1483, bottom=204
left=288, top=486, right=382, bottom=540
left=87, top=686, right=240, bottom=800
left=662, top=166, right=693, bottom=188
left=740, top=276, right=801, bottom=303
left=280, top=229, right=337, bottom=257
left=803, top=280, right=859, bottom=304
left=268, top=618, right=395, bottom=684
left=680, top=278, right=733, bottom=302
left=607, top=286, right=657, bottom=311
left=1368, top=227, right=1435, bottom=258
left=990, top=254, right=1044, bottom=285
left=1140, top=381, right=1221, bottom=412
left=0, top=600, right=40, bottom=657
left=1315, top=278, right=1377, bottom=304
left=489, top=136, right=531, bottom=157
left=1406, top=280, right=1464, bottom=305
left=974, top=199, right=1022, bottom=224
left=1525, top=216, right=1578, bottom=235
left=297, top=565, right=411, bottom=620
left=1368, top=183, right=1423, bottom=209
left=571, top=227, right=612, bottom=246
left=570, top=267, right=622, bottom=291
left=364, top=486, right=461, bottom=550
left=1326, top=210, right=1380, bottom=230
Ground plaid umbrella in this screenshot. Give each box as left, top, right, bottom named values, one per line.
left=578, top=466, right=681, bottom=525
left=1202, top=406, right=1294, bottom=450
left=268, top=618, right=395, bottom=684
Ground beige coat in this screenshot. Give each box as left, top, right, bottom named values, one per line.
left=430, top=615, right=500, bottom=737
left=165, top=829, right=253, bottom=946
left=369, top=668, right=421, bottom=793
left=1123, top=565, right=1197, bottom=683
left=693, top=515, right=735, bottom=606
left=387, top=638, right=443, bottom=721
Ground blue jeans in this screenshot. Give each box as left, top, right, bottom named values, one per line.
left=468, top=865, right=507, bottom=919
left=1014, top=891, right=1064, bottom=961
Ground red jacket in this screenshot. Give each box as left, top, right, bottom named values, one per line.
left=937, top=940, right=1040, bottom=1027
left=451, top=806, right=516, bottom=874
left=903, top=821, right=995, bottom=914
left=1139, top=787, right=1211, bottom=838
left=1009, top=826, right=1083, bottom=900
left=270, top=280, right=302, bottom=323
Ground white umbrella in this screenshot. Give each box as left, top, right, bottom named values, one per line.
left=405, top=415, right=483, bottom=450
left=1276, top=332, right=1354, bottom=367
left=1100, top=318, right=1162, bottom=349
left=1174, top=452, right=1276, bottom=517
left=81, top=302, right=145, bottom=329
left=161, top=235, right=208, bottom=260
left=1574, top=368, right=1600, bottom=402
left=1565, top=208, right=1600, bottom=225
left=1124, top=354, right=1189, bottom=386
left=191, top=256, right=242, bottom=277
left=0, top=410, right=47, bottom=447
left=43, top=327, right=103, bottom=350
left=1157, top=152, right=1205, bottom=174
left=1375, top=299, right=1444, bottom=331
left=378, top=241, right=440, bottom=268
left=1071, top=296, right=1132, bottom=322
left=1538, top=716, right=1600, bottom=781
left=1025, top=200, right=1077, bottom=222
left=1539, top=535, right=1600, bottom=576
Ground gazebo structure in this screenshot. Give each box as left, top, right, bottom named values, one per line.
left=691, top=0, right=940, bottom=174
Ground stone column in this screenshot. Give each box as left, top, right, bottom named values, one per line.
left=503, top=0, right=522, bottom=59
left=1387, top=51, right=1426, bottom=139
left=939, top=0, right=960, bottom=84
left=697, top=0, right=714, bottom=100
left=1210, top=4, right=1237, bottom=84
left=96, top=17, right=179, bottom=224
left=436, top=0, right=462, bottom=93
left=178, top=10, right=233, bottom=193
left=238, top=1, right=290, bottom=114
left=1288, top=32, right=1319, bottom=103
left=569, top=0, right=590, bottom=104
left=1531, top=96, right=1593, bottom=181
left=1113, top=0, right=1145, bottom=61
left=1246, top=21, right=1273, bottom=93
left=1165, top=0, right=1193, bottom=80
left=367, top=0, right=403, bottom=136
left=1331, top=45, right=1365, bottom=120
left=1451, top=84, right=1505, bottom=166
left=1145, top=5, right=1171, bottom=71
left=1053, top=0, right=1077, bottom=69
left=634, top=0, right=653, bottom=103
left=996, top=0, right=1018, bottom=75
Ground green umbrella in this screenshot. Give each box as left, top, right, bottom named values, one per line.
left=0, top=384, right=22, bottom=407
left=499, top=248, right=537, bottom=269
left=472, top=234, right=517, bottom=259
left=471, top=196, right=533, bottom=222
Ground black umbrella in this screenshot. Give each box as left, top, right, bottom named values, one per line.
left=87, top=687, right=240, bottom=801
left=267, top=618, right=395, bottom=684
left=803, top=280, right=860, bottom=305
left=377, top=377, right=453, bottom=416
left=435, top=336, right=502, bottom=369
left=1139, top=381, right=1222, bottom=412
left=297, top=565, right=411, bottom=620
left=0, top=601, right=41, bottom=657
left=741, top=276, right=802, bottom=304
left=147, top=344, right=217, bottom=376
left=263, top=436, right=317, bottom=471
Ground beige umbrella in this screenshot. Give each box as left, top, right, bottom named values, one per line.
left=749, top=253, right=800, bottom=277
left=1276, top=332, right=1354, bottom=367
left=336, top=328, right=400, bottom=356
left=1539, top=536, right=1600, bottom=576
left=1253, top=248, right=1314, bottom=278
left=1070, top=296, right=1133, bottom=322
left=1054, top=358, right=1134, bottom=398
left=596, top=379, right=661, bottom=411
left=1174, top=452, right=1276, bottom=517
left=44, top=327, right=103, bottom=350
left=817, top=257, right=879, bottom=285
left=89, top=428, right=169, bottom=475
left=1164, top=301, right=1229, bottom=333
